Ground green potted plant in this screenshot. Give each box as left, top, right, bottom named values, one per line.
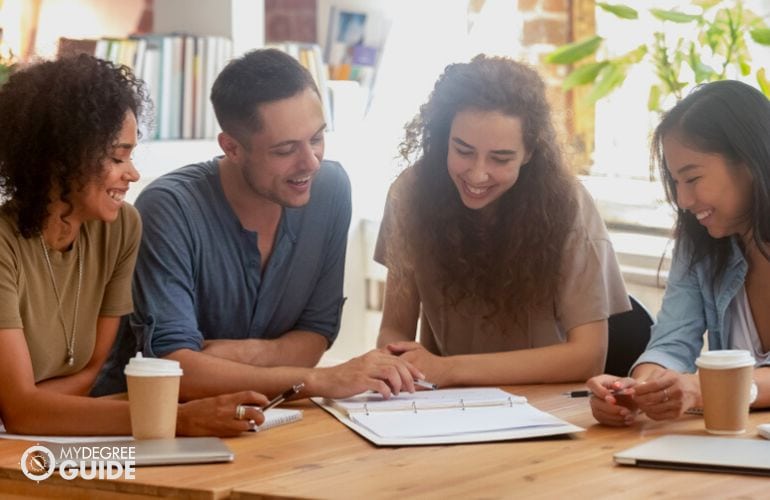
left=547, top=0, right=770, bottom=111
left=0, top=27, right=16, bottom=87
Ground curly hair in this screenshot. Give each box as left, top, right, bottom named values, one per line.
left=392, top=54, right=578, bottom=325
left=0, top=54, right=148, bottom=237
left=653, top=80, right=770, bottom=284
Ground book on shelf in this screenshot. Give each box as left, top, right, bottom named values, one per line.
left=313, top=387, right=584, bottom=446
left=324, top=6, right=389, bottom=94
left=55, top=34, right=232, bottom=141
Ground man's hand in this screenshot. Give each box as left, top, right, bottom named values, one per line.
left=305, top=349, right=423, bottom=399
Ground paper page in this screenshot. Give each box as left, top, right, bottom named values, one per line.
left=254, top=408, right=303, bottom=431
left=349, top=404, right=566, bottom=439
left=329, top=387, right=526, bottom=414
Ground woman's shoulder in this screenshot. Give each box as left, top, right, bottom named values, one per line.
left=569, top=181, right=610, bottom=239
left=385, top=167, right=418, bottom=200
left=0, top=212, right=21, bottom=246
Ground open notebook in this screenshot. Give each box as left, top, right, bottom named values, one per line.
left=250, top=408, right=303, bottom=432
left=313, top=387, right=583, bottom=446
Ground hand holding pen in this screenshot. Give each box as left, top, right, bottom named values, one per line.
left=585, top=374, right=640, bottom=427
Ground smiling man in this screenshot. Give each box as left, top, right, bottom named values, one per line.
left=95, top=49, right=420, bottom=402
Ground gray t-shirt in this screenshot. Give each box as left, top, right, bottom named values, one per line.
left=375, top=169, right=630, bottom=355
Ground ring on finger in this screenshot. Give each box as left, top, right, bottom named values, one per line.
left=663, top=388, right=670, bottom=403
left=235, top=404, right=246, bottom=420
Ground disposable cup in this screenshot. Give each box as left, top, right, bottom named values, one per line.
left=695, top=350, right=754, bottom=435
left=124, top=353, right=183, bottom=439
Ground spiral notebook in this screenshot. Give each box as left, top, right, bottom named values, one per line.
left=250, top=408, right=303, bottom=432
left=313, top=387, right=583, bottom=446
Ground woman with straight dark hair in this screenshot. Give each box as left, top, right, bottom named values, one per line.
left=375, top=54, right=630, bottom=386
left=588, top=80, right=770, bottom=425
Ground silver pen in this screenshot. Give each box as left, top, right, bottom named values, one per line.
left=414, top=379, right=438, bottom=390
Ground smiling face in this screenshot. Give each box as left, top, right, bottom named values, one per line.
left=663, top=133, right=754, bottom=239
left=71, top=111, right=140, bottom=222
left=230, top=88, right=326, bottom=208
left=446, top=109, right=531, bottom=211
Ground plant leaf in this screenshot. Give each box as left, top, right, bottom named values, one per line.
left=650, top=9, right=700, bottom=23
left=587, top=64, right=627, bottom=103
left=739, top=58, right=751, bottom=76
left=688, top=44, right=717, bottom=82
left=757, top=68, right=770, bottom=98
left=648, top=85, right=661, bottom=112
left=563, top=61, right=610, bottom=91
left=618, top=44, right=648, bottom=65
left=545, top=36, right=603, bottom=64
left=597, top=3, right=638, bottom=20
left=692, top=0, right=721, bottom=9
left=750, top=28, right=770, bottom=45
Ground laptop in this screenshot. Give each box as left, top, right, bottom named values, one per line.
left=43, top=437, right=234, bottom=467
left=614, top=435, right=770, bottom=476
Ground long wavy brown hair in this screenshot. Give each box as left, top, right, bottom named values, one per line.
left=391, top=54, right=578, bottom=326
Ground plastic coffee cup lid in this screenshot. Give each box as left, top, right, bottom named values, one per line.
left=124, top=352, right=183, bottom=377
left=695, top=349, right=754, bottom=370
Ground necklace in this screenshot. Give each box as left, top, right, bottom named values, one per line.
left=39, top=236, right=83, bottom=367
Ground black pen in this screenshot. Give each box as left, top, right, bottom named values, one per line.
left=563, top=388, right=627, bottom=398
left=262, top=382, right=305, bottom=411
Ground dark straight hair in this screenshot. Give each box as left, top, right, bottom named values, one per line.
left=210, top=48, right=319, bottom=145
left=652, top=80, right=770, bottom=282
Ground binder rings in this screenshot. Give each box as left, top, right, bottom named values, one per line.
left=313, top=387, right=583, bottom=446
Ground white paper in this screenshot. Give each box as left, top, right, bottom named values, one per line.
left=329, top=387, right=526, bottom=413
left=350, top=403, right=565, bottom=439
left=314, top=387, right=584, bottom=446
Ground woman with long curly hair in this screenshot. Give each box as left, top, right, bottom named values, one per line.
left=0, top=54, right=268, bottom=435
left=376, top=54, right=630, bottom=387
left=589, top=80, right=770, bottom=425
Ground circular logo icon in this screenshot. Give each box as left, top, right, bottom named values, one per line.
left=20, top=445, right=56, bottom=482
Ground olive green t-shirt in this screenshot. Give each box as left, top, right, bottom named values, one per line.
left=0, top=204, right=141, bottom=382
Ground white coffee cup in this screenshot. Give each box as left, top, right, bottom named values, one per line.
left=124, top=353, right=183, bottom=439
left=695, top=350, right=754, bottom=435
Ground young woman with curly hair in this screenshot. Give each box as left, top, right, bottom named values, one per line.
left=0, top=54, right=268, bottom=435
left=376, top=55, right=630, bottom=387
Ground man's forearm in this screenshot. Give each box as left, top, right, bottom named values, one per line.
left=165, top=348, right=312, bottom=400
left=202, top=330, right=328, bottom=367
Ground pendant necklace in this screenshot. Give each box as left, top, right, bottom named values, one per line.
left=40, top=235, right=83, bottom=367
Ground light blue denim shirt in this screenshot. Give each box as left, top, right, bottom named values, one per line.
left=633, top=237, right=747, bottom=373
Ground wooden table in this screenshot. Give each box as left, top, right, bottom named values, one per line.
left=1, top=384, right=768, bottom=499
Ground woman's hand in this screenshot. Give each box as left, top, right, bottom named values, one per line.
left=632, top=370, right=700, bottom=421
left=176, top=390, right=269, bottom=437
left=386, top=341, right=452, bottom=387
left=586, top=374, right=639, bottom=426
